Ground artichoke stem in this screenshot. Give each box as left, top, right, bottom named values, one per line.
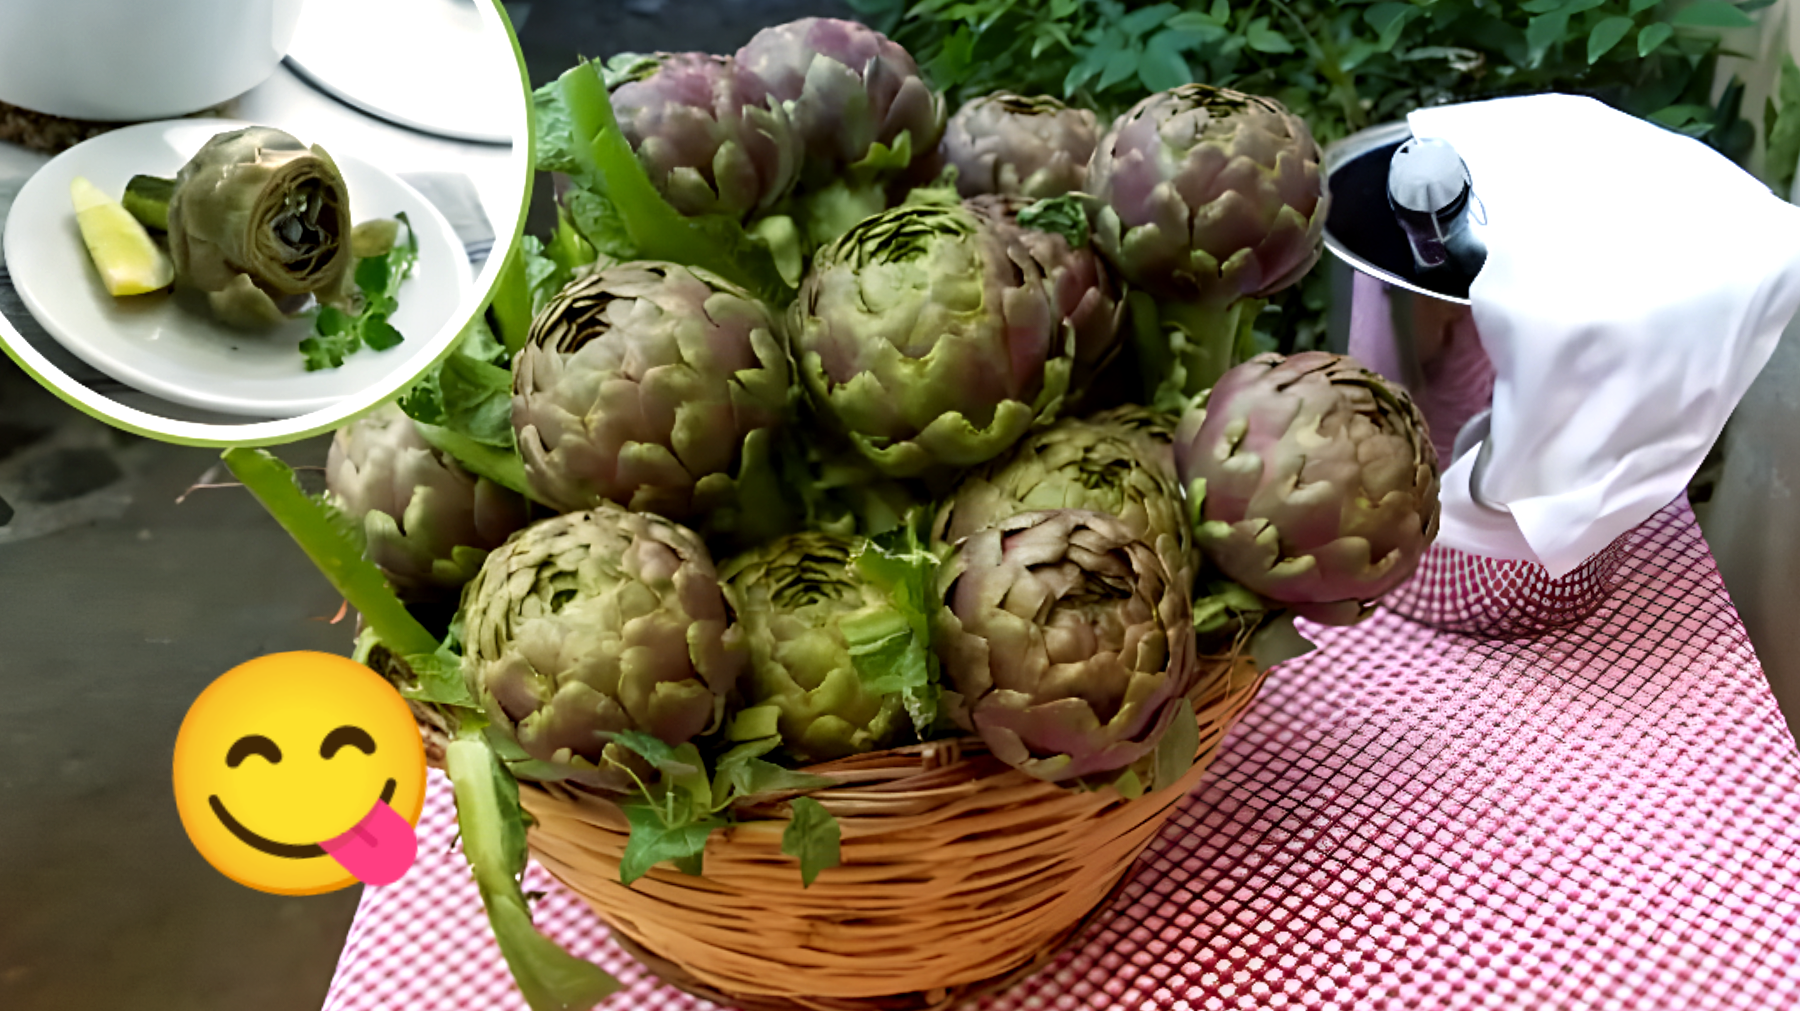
left=221, top=448, right=441, bottom=660
left=1150, top=296, right=1265, bottom=406
left=122, top=174, right=175, bottom=232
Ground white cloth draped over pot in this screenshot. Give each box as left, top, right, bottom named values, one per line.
left=1404, top=94, right=1800, bottom=579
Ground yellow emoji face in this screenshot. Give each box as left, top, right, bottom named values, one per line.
left=172, top=652, right=427, bottom=895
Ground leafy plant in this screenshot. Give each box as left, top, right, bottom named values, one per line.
left=300, top=213, right=420, bottom=372
left=851, top=0, right=1780, bottom=353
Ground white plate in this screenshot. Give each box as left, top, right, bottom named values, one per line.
left=284, top=0, right=516, bottom=146
left=3, top=118, right=473, bottom=419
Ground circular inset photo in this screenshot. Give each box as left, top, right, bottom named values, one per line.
left=0, top=0, right=530, bottom=446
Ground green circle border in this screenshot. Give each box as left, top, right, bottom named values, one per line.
left=0, top=0, right=537, bottom=449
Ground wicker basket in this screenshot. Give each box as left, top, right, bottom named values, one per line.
left=503, top=653, right=1267, bottom=1011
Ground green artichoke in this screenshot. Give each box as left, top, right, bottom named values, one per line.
left=789, top=203, right=1072, bottom=479
left=165, top=126, right=351, bottom=328
left=965, top=194, right=1123, bottom=394
left=1174, top=352, right=1440, bottom=626
left=1089, top=86, right=1327, bottom=400
left=934, top=509, right=1196, bottom=783
left=325, top=403, right=531, bottom=603
left=721, top=532, right=916, bottom=763
left=513, top=261, right=791, bottom=537
left=608, top=52, right=800, bottom=220
left=460, top=505, right=745, bottom=793
left=943, top=93, right=1098, bottom=200
left=737, top=17, right=946, bottom=242
left=934, top=406, right=1193, bottom=591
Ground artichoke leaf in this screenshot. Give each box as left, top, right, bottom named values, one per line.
left=445, top=733, right=621, bottom=1011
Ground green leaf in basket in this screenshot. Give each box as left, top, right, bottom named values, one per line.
left=620, top=801, right=724, bottom=884
left=1248, top=612, right=1318, bottom=671
left=852, top=518, right=946, bottom=736
left=716, top=738, right=838, bottom=804
left=607, top=730, right=685, bottom=773
left=781, top=796, right=841, bottom=888
left=1113, top=767, right=1146, bottom=800
left=445, top=734, right=621, bottom=1011
left=1152, top=697, right=1199, bottom=793
left=398, top=646, right=478, bottom=709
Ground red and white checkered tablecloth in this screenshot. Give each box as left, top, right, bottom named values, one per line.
left=324, top=499, right=1800, bottom=1011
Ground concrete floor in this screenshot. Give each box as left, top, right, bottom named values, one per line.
left=0, top=3, right=851, bottom=1010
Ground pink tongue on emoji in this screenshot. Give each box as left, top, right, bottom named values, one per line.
left=320, top=800, right=417, bottom=886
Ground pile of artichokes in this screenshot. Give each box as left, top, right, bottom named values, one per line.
left=328, top=18, right=1438, bottom=815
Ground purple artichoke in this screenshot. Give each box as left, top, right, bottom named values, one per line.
left=325, top=403, right=530, bottom=603
left=1089, top=85, right=1327, bottom=306
left=460, top=505, right=745, bottom=793
left=737, top=18, right=943, bottom=180
left=934, top=406, right=1193, bottom=592
left=934, top=509, right=1197, bottom=783
left=609, top=52, right=800, bottom=220
left=943, top=93, right=1099, bottom=200
left=788, top=202, right=1072, bottom=478
left=737, top=18, right=945, bottom=244
left=965, top=193, right=1124, bottom=392
left=1174, top=352, right=1440, bottom=625
left=513, top=261, right=790, bottom=535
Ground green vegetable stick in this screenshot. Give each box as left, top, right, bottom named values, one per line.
left=558, top=62, right=758, bottom=291
left=121, top=175, right=175, bottom=232
left=221, top=447, right=438, bottom=659
left=447, top=735, right=621, bottom=1011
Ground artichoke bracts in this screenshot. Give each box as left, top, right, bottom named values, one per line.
left=935, top=406, right=1193, bottom=593
left=935, top=510, right=1197, bottom=783
left=460, top=504, right=746, bottom=793
left=608, top=52, right=801, bottom=221
left=943, top=93, right=1098, bottom=200
left=165, top=126, right=352, bottom=329
left=737, top=17, right=946, bottom=244
left=721, top=532, right=923, bottom=763
left=789, top=202, right=1072, bottom=480
left=326, top=403, right=531, bottom=604
left=964, top=194, right=1123, bottom=396
left=1175, top=352, right=1440, bottom=626
left=513, top=261, right=791, bottom=542
left=1089, top=86, right=1327, bottom=401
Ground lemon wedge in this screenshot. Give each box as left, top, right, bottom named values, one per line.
left=70, top=175, right=174, bottom=297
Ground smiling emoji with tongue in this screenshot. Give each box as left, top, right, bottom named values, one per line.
left=173, top=651, right=427, bottom=895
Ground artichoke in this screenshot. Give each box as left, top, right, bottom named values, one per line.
left=737, top=18, right=946, bottom=242
left=608, top=51, right=800, bottom=220
left=935, top=406, right=1193, bottom=591
left=965, top=194, right=1123, bottom=393
left=790, top=203, right=1071, bottom=479
left=165, top=126, right=351, bottom=328
left=935, top=509, right=1196, bottom=783
left=1174, top=352, right=1440, bottom=625
left=943, top=93, right=1098, bottom=200
left=1090, top=85, right=1325, bottom=304
left=513, top=261, right=791, bottom=538
left=721, top=532, right=917, bottom=763
left=325, top=403, right=531, bottom=603
left=1088, top=86, right=1327, bottom=399
left=461, top=505, right=745, bottom=793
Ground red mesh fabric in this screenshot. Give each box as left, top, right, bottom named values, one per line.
left=1379, top=524, right=1644, bottom=638
left=324, top=498, right=1800, bottom=1011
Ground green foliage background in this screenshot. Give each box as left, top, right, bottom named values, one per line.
left=850, top=0, right=1794, bottom=353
